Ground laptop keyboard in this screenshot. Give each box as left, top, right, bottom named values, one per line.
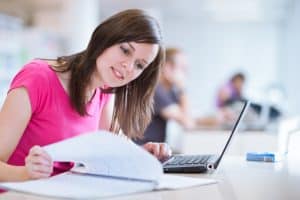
left=164, top=155, right=211, bottom=166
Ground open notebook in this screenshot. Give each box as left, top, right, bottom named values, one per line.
left=0, top=131, right=216, bottom=199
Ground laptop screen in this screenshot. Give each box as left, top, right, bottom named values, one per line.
left=214, top=101, right=249, bottom=168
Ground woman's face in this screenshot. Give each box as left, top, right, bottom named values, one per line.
left=94, top=42, right=159, bottom=88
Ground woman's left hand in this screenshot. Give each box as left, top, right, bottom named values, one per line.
left=143, top=142, right=172, bottom=161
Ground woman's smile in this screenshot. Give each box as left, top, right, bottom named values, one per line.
left=111, top=66, right=124, bottom=80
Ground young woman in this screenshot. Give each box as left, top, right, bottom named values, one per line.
left=0, top=9, right=171, bottom=182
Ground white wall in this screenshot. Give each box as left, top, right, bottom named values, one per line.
left=280, top=0, right=300, bottom=115
left=163, top=19, right=280, bottom=115
left=2, top=1, right=294, bottom=116
left=61, top=0, right=101, bottom=54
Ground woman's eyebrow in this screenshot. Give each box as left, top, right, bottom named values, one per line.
left=128, top=43, right=135, bottom=51
left=142, top=59, right=148, bottom=65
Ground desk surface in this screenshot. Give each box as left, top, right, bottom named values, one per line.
left=1, top=155, right=299, bottom=200
left=172, top=129, right=279, bottom=156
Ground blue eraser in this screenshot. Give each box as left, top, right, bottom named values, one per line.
left=246, top=152, right=275, bottom=162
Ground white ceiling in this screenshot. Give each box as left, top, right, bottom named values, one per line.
left=99, top=0, right=293, bottom=23
left=0, top=0, right=294, bottom=25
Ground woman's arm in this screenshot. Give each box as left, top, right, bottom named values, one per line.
left=0, top=88, right=31, bottom=162
left=0, top=88, right=52, bottom=182
left=160, top=104, right=195, bottom=130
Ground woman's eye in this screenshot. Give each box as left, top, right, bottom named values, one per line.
left=120, top=46, right=130, bottom=55
left=136, top=63, right=144, bottom=70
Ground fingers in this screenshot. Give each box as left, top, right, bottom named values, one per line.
left=144, top=142, right=172, bottom=161
left=25, top=145, right=53, bottom=180
left=26, top=155, right=52, bottom=172
left=29, top=145, right=52, bottom=162
left=25, top=163, right=53, bottom=180
left=144, top=142, right=160, bottom=157
left=25, top=162, right=53, bottom=179
left=158, top=143, right=172, bottom=160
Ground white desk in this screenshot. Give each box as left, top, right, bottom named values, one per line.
left=168, top=130, right=278, bottom=155
left=1, top=155, right=299, bottom=200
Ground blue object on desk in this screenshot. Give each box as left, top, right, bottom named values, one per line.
left=246, top=152, right=275, bottom=162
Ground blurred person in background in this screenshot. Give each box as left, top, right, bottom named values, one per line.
left=216, top=72, right=281, bottom=129
left=215, top=72, right=246, bottom=123
left=216, top=72, right=246, bottom=109
left=135, top=48, right=218, bottom=145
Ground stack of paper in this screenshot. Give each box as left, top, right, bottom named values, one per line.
left=0, top=131, right=217, bottom=198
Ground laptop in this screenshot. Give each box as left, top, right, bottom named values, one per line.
left=162, top=101, right=249, bottom=173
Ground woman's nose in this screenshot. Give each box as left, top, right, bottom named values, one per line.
left=122, top=60, right=135, bottom=72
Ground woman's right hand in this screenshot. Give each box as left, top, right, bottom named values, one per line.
left=24, top=145, right=53, bottom=180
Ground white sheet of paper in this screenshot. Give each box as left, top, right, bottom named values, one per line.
left=44, top=131, right=163, bottom=182
left=157, top=174, right=217, bottom=190
left=0, top=173, right=217, bottom=199
left=0, top=173, right=156, bottom=199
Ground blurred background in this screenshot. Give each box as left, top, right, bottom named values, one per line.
left=0, top=0, right=299, bottom=120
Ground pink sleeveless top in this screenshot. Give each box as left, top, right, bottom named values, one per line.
left=7, top=60, right=111, bottom=167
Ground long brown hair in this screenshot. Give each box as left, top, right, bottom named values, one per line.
left=54, top=9, right=165, bottom=139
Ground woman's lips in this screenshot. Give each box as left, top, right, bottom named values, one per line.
left=111, top=67, right=124, bottom=80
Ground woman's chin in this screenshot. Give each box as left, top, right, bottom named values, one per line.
left=104, top=82, right=126, bottom=88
